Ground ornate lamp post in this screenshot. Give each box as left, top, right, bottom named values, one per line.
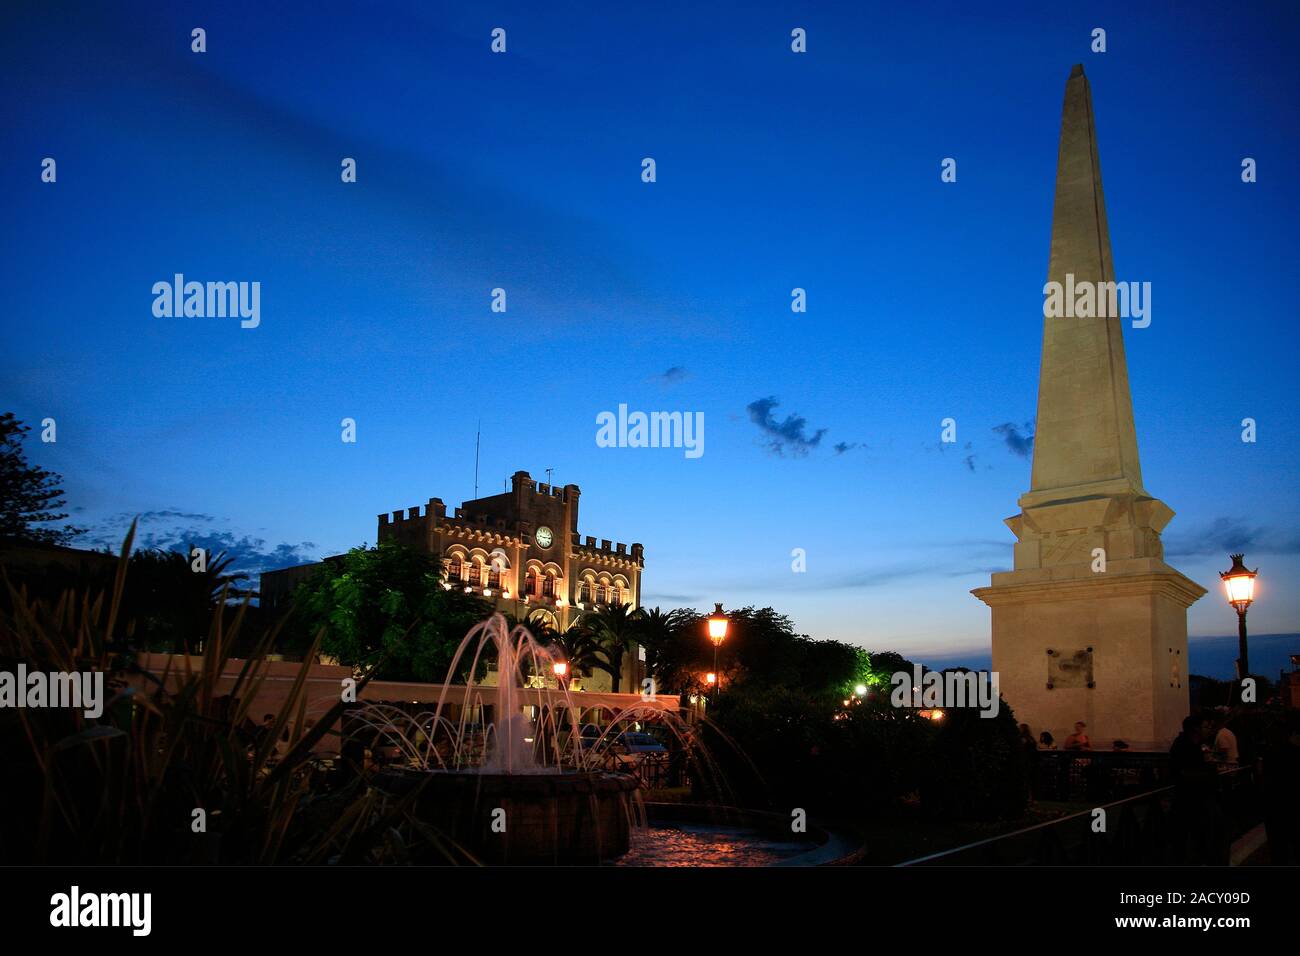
left=552, top=659, right=568, bottom=689
left=706, top=603, right=729, bottom=693
left=1220, top=553, right=1258, bottom=696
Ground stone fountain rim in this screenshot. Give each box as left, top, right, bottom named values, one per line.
left=373, top=766, right=641, bottom=797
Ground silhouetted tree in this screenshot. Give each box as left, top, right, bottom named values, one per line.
left=632, top=606, right=692, bottom=690
left=0, top=412, right=83, bottom=545
left=121, top=548, right=248, bottom=651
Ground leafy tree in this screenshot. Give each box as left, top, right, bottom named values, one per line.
left=639, top=607, right=708, bottom=693
left=0, top=412, right=83, bottom=545
left=286, top=541, right=490, bottom=682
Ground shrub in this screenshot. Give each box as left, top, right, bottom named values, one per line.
left=919, top=695, right=1029, bottom=821
left=0, top=524, right=463, bottom=864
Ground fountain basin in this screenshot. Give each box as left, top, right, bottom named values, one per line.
left=375, top=768, right=641, bottom=864
left=622, top=803, right=866, bottom=866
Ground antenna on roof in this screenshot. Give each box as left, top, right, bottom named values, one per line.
left=545, top=467, right=554, bottom=486
left=474, top=421, right=481, bottom=499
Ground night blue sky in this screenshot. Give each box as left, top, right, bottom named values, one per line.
left=3, top=1, right=1298, bottom=674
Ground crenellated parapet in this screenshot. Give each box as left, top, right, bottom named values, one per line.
left=377, top=497, right=446, bottom=528
left=571, top=533, right=644, bottom=569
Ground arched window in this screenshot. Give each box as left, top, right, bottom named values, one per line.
left=447, top=558, right=462, bottom=581
left=525, top=570, right=538, bottom=596
left=542, top=573, right=556, bottom=598
left=579, top=581, right=591, bottom=603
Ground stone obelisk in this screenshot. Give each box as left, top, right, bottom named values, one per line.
left=973, top=65, right=1205, bottom=750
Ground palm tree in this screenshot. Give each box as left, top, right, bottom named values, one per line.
left=491, top=611, right=557, bottom=680
left=548, top=622, right=606, bottom=682
left=631, top=606, right=690, bottom=692
left=126, top=548, right=248, bottom=651
left=585, top=602, right=641, bottom=693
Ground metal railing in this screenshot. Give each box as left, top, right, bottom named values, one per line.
left=1031, top=750, right=1170, bottom=802
left=901, top=765, right=1259, bottom=866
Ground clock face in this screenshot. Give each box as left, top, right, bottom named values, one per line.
left=535, top=526, right=553, bottom=549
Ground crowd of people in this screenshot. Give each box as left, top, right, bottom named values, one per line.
left=1012, top=708, right=1300, bottom=863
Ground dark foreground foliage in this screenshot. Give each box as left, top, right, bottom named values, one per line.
left=0, top=523, right=465, bottom=864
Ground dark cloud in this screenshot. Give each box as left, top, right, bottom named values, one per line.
left=1163, top=518, right=1300, bottom=559
left=943, top=565, right=1003, bottom=577
left=83, top=512, right=317, bottom=575
left=833, top=441, right=860, bottom=455
left=135, top=509, right=218, bottom=523
left=963, top=454, right=977, bottom=472
left=993, top=420, right=1035, bottom=458
left=640, top=592, right=704, bottom=605
left=746, top=396, right=828, bottom=457
left=650, top=366, right=691, bottom=386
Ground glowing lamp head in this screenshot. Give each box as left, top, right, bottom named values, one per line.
left=706, top=603, right=729, bottom=646
left=552, top=660, right=568, bottom=679
left=1220, top=553, right=1258, bottom=611
left=854, top=684, right=868, bottom=697
left=705, top=672, right=717, bottom=686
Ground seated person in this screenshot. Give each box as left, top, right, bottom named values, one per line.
left=1063, top=721, right=1091, bottom=751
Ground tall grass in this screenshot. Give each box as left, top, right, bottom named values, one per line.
left=0, top=522, right=465, bottom=864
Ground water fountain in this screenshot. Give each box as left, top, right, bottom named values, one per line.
left=352, top=614, right=710, bottom=863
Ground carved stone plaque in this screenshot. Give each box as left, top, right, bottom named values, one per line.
left=1046, top=647, right=1094, bottom=690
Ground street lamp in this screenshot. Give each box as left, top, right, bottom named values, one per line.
left=1220, top=553, right=1258, bottom=692
left=552, top=659, right=568, bottom=688
left=706, top=603, right=729, bottom=692
left=704, top=671, right=717, bottom=686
